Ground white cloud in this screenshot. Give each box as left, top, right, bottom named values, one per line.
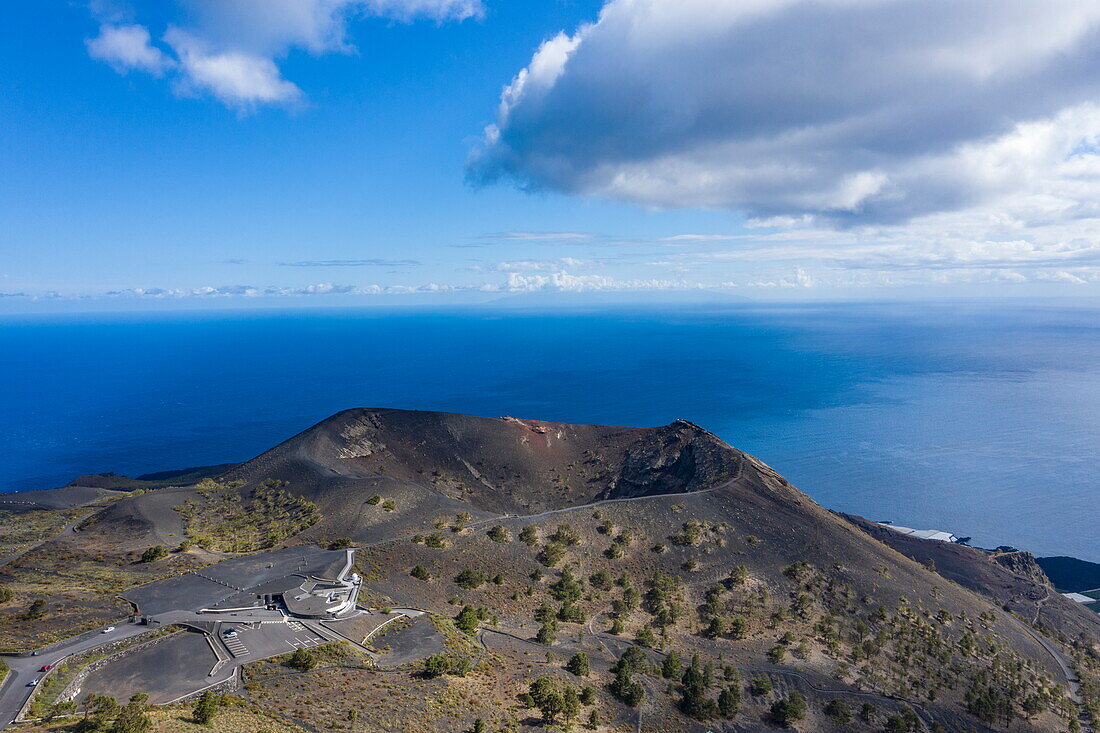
left=1036, top=271, right=1091, bottom=285
left=503, top=271, right=687, bottom=293
left=166, top=29, right=303, bottom=109
left=744, top=268, right=814, bottom=289
left=87, top=0, right=484, bottom=110
left=86, top=24, right=171, bottom=75
left=470, top=0, right=1100, bottom=227
left=361, top=0, right=483, bottom=22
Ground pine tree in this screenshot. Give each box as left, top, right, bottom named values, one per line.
left=566, top=651, right=590, bottom=677
left=718, top=685, right=741, bottom=717
left=680, top=654, right=718, bottom=720
left=192, top=690, right=220, bottom=725
left=662, top=650, right=682, bottom=679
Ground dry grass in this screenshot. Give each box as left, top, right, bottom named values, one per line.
left=17, top=699, right=302, bottom=732
left=0, top=508, right=87, bottom=559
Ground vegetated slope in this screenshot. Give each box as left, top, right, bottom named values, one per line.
left=180, top=408, right=742, bottom=547
left=10, top=409, right=1100, bottom=731
left=843, top=515, right=1100, bottom=642
left=353, top=450, right=1096, bottom=731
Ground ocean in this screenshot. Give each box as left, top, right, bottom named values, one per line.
left=2, top=300, right=1098, bottom=561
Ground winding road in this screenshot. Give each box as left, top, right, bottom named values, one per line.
left=3, top=461, right=1092, bottom=732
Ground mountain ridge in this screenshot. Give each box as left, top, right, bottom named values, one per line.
left=2, top=409, right=1098, bottom=732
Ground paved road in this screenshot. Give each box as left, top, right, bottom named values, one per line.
left=10, top=465, right=1082, bottom=732
left=974, top=592, right=1094, bottom=732
left=0, top=623, right=147, bottom=725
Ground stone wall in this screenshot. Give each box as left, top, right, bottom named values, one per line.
left=55, top=628, right=183, bottom=705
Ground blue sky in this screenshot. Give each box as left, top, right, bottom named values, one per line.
left=4, top=0, right=1100, bottom=309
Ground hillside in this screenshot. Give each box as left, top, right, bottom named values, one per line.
left=2, top=409, right=1098, bottom=732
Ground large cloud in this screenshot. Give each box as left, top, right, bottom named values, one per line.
left=87, top=0, right=483, bottom=110
left=469, top=0, right=1100, bottom=224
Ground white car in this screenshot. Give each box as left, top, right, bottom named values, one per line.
left=27, top=679, right=40, bottom=687
left=222, top=629, right=238, bottom=639
left=101, top=626, right=115, bottom=634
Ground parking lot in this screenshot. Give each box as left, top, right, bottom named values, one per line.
left=213, top=619, right=327, bottom=663
left=80, top=630, right=219, bottom=705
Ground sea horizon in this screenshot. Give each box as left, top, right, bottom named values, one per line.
left=3, top=298, right=1098, bottom=562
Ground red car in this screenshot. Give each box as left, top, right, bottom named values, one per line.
left=39, top=664, right=52, bottom=672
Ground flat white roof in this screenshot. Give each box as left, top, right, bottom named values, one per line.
left=1062, top=592, right=1095, bottom=604
left=879, top=523, right=959, bottom=543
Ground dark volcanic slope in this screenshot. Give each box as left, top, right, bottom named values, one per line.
left=13, top=408, right=1100, bottom=732
left=844, top=514, right=1100, bottom=642
left=221, top=408, right=742, bottom=514
left=76, top=409, right=743, bottom=550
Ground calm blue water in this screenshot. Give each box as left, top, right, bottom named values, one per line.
left=2, top=301, right=1098, bottom=561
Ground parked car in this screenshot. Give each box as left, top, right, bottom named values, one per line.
left=101, top=626, right=115, bottom=634
left=222, top=628, right=238, bottom=639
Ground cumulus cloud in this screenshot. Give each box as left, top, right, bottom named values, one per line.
left=469, top=0, right=1100, bottom=226
left=86, top=24, right=171, bottom=75
left=503, top=271, right=687, bottom=293
left=165, top=29, right=303, bottom=109
left=87, top=0, right=484, bottom=110
left=360, top=0, right=483, bottom=22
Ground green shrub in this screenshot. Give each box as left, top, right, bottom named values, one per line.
left=566, top=651, right=590, bottom=677
left=422, top=654, right=451, bottom=678
left=824, top=698, right=852, bottom=724
left=454, top=568, right=486, bottom=589
left=287, top=648, right=316, bottom=671
left=551, top=524, right=580, bottom=546
left=455, top=605, right=480, bottom=635
left=140, top=545, right=168, bottom=563
left=749, top=676, right=772, bottom=696
left=770, top=692, right=806, bottom=726
left=192, top=690, right=222, bottom=725
left=537, top=543, right=565, bottom=567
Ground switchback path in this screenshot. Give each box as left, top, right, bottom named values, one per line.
left=467, top=455, right=746, bottom=529
left=0, top=512, right=93, bottom=569
left=958, top=585, right=1093, bottom=732
left=479, top=620, right=955, bottom=732
left=352, top=474, right=737, bottom=554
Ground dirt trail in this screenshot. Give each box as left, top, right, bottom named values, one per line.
left=0, top=512, right=93, bottom=568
